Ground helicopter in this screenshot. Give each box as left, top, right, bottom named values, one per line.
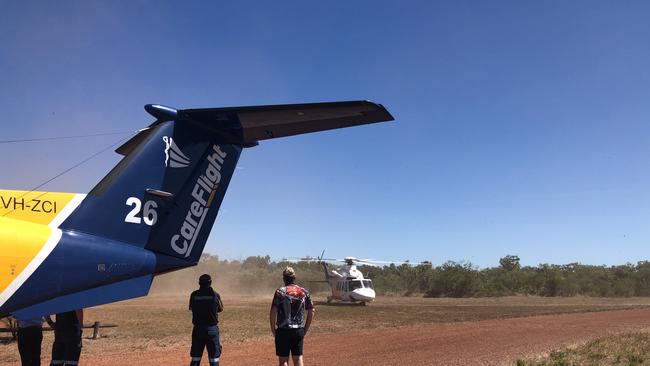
left=298, top=253, right=428, bottom=305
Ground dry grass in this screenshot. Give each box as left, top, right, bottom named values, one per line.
left=517, top=330, right=650, bottom=366
left=2, top=295, right=650, bottom=364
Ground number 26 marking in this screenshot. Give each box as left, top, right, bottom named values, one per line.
left=125, top=197, right=158, bottom=226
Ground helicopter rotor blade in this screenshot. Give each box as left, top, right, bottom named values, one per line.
left=353, top=258, right=431, bottom=266
left=292, top=255, right=432, bottom=267
left=290, top=257, right=342, bottom=263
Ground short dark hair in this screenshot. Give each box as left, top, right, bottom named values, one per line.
left=283, top=275, right=295, bottom=285
left=199, top=274, right=212, bottom=287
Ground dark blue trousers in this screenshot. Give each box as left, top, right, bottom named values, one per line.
left=50, top=330, right=81, bottom=366
left=190, top=325, right=220, bottom=366
left=17, top=326, right=43, bottom=366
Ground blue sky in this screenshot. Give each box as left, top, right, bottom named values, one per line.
left=1, top=1, right=649, bottom=267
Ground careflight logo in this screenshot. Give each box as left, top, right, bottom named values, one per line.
left=163, top=136, right=191, bottom=168
left=170, top=144, right=227, bottom=257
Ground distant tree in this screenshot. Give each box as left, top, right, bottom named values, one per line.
left=635, top=261, right=650, bottom=296
left=499, top=255, right=521, bottom=272
left=242, top=255, right=271, bottom=269
left=427, top=261, right=478, bottom=298
left=200, top=253, right=215, bottom=262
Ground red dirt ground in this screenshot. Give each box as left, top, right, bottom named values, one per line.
left=67, top=308, right=650, bottom=365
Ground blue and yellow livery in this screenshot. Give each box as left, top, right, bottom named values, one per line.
left=0, top=101, right=393, bottom=318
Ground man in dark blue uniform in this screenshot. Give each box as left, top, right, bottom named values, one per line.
left=189, top=274, right=224, bottom=366
left=269, top=267, right=315, bottom=366
left=16, top=316, right=44, bottom=366
left=46, top=309, right=83, bottom=366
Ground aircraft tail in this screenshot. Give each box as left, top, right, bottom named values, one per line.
left=59, top=101, right=393, bottom=269
left=60, top=109, right=241, bottom=267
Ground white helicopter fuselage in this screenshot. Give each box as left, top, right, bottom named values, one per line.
left=325, top=263, right=376, bottom=303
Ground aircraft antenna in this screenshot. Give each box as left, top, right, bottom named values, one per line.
left=1, top=133, right=134, bottom=217
left=0, top=130, right=135, bottom=144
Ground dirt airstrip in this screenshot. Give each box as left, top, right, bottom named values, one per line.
left=3, top=296, right=650, bottom=365
left=74, top=309, right=650, bottom=365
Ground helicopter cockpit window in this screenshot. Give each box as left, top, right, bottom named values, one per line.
left=363, top=280, right=373, bottom=289
left=349, top=280, right=363, bottom=291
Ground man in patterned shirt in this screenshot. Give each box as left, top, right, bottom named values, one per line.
left=269, top=267, right=315, bottom=366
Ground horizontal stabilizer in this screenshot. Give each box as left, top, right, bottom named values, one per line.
left=12, top=275, right=152, bottom=319
left=182, top=100, right=394, bottom=143
left=116, top=100, right=394, bottom=155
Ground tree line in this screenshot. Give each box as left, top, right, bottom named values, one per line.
left=152, top=254, right=650, bottom=298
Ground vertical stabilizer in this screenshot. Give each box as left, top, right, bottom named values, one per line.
left=60, top=112, right=241, bottom=265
